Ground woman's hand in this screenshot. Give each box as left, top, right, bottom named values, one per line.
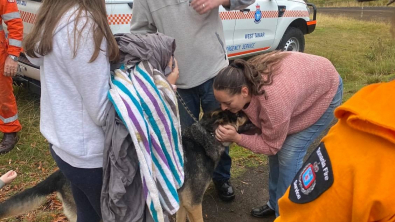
left=166, top=58, right=179, bottom=85
left=215, top=124, right=241, bottom=143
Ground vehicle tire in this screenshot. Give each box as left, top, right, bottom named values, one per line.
left=276, top=27, right=305, bottom=52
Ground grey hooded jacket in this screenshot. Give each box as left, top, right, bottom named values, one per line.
left=130, top=0, right=255, bottom=89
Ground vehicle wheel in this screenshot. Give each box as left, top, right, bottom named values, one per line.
left=277, top=27, right=305, bottom=52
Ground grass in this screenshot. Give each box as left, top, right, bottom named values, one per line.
left=0, top=87, right=64, bottom=222
left=5, top=87, right=57, bottom=177
left=307, top=0, right=391, bottom=7
left=1, top=13, right=395, bottom=221
left=303, top=14, right=395, bottom=100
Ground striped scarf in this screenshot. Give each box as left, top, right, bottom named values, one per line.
left=108, top=61, right=184, bottom=222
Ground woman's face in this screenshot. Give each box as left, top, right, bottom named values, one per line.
left=214, top=86, right=251, bottom=113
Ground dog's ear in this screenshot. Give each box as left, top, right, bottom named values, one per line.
left=200, top=109, right=221, bottom=132
left=210, top=109, right=222, bottom=118
left=235, top=111, right=260, bottom=134
left=236, top=115, right=249, bottom=130
left=201, top=109, right=221, bottom=122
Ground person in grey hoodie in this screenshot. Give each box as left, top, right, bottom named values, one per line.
left=23, top=0, right=119, bottom=221
left=130, top=0, right=255, bottom=202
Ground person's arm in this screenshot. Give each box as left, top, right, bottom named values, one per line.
left=129, top=0, right=157, bottom=34
left=216, top=117, right=289, bottom=155
left=237, top=120, right=289, bottom=155
left=1, top=0, right=23, bottom=57
left=59, top=18, right=110, bottom=126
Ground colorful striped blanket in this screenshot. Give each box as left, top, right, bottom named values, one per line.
left=108, top=61, right=184, bottom=222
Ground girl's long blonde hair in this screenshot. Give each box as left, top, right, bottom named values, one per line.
left=24, top=0, right=119, bottom=62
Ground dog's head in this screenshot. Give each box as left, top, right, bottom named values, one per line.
left=199, top=109, right=249, bottom=141
left=183, top=109, right=250, bottom=162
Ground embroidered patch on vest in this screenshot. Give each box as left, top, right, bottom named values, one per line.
left=289, top=142, right=334, bottom=204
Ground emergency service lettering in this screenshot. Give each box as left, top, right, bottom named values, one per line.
left=242, top=43, right=255, bottom=49
left=227, top=45, right=241, bottom=52
left=227, top=43, right=256, bottom=52
left=245, top=32, right=265, bottom=39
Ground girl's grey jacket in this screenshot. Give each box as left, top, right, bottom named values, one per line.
left=101, top=33, right=175, bottom=222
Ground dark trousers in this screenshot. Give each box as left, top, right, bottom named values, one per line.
left=50, top=145, right=103, bottom=222
left=177, top=77, right=232, bottom=182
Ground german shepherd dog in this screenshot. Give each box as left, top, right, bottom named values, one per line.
left=0, top=109, right=249, bottom=222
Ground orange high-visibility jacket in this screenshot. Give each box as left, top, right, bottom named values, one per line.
left=0, top=0, right=23, bottom=133
left=0, top=0, right=23, bottom=56
left=275, top=81, right=395, bottom=222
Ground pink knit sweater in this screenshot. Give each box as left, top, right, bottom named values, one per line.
left=238, top=52, right=340, bottom=155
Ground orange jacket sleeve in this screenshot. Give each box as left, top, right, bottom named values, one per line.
left=274, top=81, right=395, bottom=222
left=1, top=0, right=23, bottom=57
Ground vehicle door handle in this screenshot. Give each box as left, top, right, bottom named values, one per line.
left=240, top=9, right=250, bottom=12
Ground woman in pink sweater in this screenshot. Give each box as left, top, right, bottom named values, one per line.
left=213, top=51, right=343, bottom=218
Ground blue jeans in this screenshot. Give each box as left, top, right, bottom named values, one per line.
left=177, top=77, right=231, bottom=182
left=50, top=145, right=103, bottom=222
left=267, top=76, right=343, bottom=217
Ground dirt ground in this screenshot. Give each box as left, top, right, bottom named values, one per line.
left=193, top=138, right=322, bottom=222
left=201, top=165, right=274, bottom=222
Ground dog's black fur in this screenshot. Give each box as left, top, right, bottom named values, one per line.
left=0, top=109, right=249, bottom=222
left=0, top=170, right=76, bottom=221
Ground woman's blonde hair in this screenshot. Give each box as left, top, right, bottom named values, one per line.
left=24, top=0, right=119, bottom=62
left=213, top=51, right=289, bottom=96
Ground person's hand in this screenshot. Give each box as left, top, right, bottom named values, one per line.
left=166, top=58, right=179, bottom=85
left=215, top=124, right=241, bottom=143
left=4, top=56, right=18, bottom=77
left=0, top=170, right=17, bottom=185
left=190, top=0, right=228, bottom=15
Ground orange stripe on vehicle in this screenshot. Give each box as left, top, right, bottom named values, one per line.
left=220, top=11, right=277, bottom=20
left=307, top=20, right=317, bottom=25
left=19, top=11, right=37, bottom=24
left=19, top=11, right=133, bottom=25
left=220, top=10, right=309, bottom=20
left=228, top=47, right=270, bottom=57
left=20, top=10, right=309, bottom=24
left=107, top=14, right=133, bottom=25
left=282, top=10, right=309, bottom=18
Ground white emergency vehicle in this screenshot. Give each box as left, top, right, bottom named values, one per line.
left=9, top=0, right=316, bottom=93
